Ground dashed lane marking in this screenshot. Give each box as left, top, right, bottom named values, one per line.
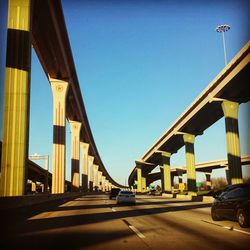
left=201, top=220, right=250, bottom=235
left=122, top=219, right=145, bottom=239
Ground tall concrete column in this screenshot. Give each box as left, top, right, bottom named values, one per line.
left=93, top=164, right=99, bottom=190
left=69, top=120, right=81, bottom=192
left=0, top=0, right=32, bottom=196
left=224, top=166, right=230, bottom=184
left=222, top=101, right=242, bottom=184
left=88, top=156, right=94, bottom=191
left=158, top=151, right=172, bottom=194
left=80, top=142, right=89, bottom=192
left=136, top=166, right=146, bottom=193
left=177, top=169, right=184, bottom=183
left=102, top=176, right=106, bottom=192
left=98, top=171, right=102, bottom=190
left=183, top=133, right=197, bottom=195
left=108, top=182, right=112, bottom=191
left=205, top=171, right=212, bottom=190
left=50, top=78, right=69, bottom=194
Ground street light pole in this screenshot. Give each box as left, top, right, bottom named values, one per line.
left=29, top=153, right=50, bottom=192
left=215, top=24, right=230, bottom=66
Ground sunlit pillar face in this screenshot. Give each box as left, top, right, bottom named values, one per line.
left=183, top=133, right=197, bottom=195
left=88, top=156, right=94, bottom=191
left=80, top=142, right=89, bottom=191
left=136, top=167, right=142, bottom=192
left=222, top=101, right=242, bottom=184
left=50, top=78, right=69, bottom=194
left=69, top=120, right=82, bottom=191
left=159, top=152, right=171, bottom=193
left=205, top=172, right=212, bottom=190
left=0, top=0, right=32, bottom=197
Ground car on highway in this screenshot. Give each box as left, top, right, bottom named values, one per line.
left=116, top=190, right=136, bottom=205
left=211, top=183, right=250, bottom=227
left=109, top=188, right=121, bottom=199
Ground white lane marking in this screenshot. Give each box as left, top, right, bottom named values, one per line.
left=201, top=220, right=250, bottom=235
left=232, top=228, right=250, bottom=235
left=122, top=219, right=146, bottom=239
left=128, top=225, right=146, bottom=239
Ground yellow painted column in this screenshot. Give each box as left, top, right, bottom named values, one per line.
left=0, top=0, right=32, bottom=196
left=222, top=101, right=242, bottom=184
left=183, top=133, right=197, bottom=196
left=102, top=176, right=106, bottom=192
left=177, top=169, right=184, bottom=184
left=137, top=167, right=142, bottom=192
left=93, top=164, right=99, bottom=190
left=108, top=182, right=112, bottom=191
left=98, top=171, right=102, bottom=190
left=69, top=120, right=82, bottom=192
left=205, top=171, right=212, bottom=190
left=31, top=182, right=36, bottom=192
left=159, top=151, right=172, bottom=193
left=50, top=78, right=69, bottom=194
left=88, top=155, right=94, bottom=191
left=80, top=142, right=89, bottom=192
left=141, top=176, right=146, bottom=192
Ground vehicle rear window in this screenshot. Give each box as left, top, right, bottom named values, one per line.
left=120, top=191, right=133, bottom=195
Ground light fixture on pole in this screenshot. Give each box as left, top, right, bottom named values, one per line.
left=215, top=24, right=230, bottom=66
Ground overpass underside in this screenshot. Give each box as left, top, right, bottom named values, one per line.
left=0, top=0, right=126, bottom=197
left=129, top=41, right=250, bottom=195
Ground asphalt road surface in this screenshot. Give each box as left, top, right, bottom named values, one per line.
left=0, top=194, right=249, bottom=250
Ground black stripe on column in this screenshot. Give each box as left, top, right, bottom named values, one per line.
left=53, top=125, right=66, bottom=145
left=6, top=28, right=31, bottom=71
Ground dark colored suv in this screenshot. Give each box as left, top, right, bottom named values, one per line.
left=109, top=188, right=121, bottom=199
left=211, top=183, right=250, bottom=227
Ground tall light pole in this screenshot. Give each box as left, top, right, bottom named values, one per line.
left=215, top=24, right=230, bottom=66
left=29, top=153, right=49, bottom=192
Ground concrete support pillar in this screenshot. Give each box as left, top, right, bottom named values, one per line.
left=44, top=155, right=49, bottom=193
left=222, top=101, right=242, bottom=184
left=159, top=151, right=172, bottom=193
left=177, top=169, right=184, bottom=183
left=171, top=172, right=175, bottom=190
left=136, top=167, right=146, bottom=193
left=0, top=0, right=32, bottom=196
left=41, top=184, right=44, bottom=193
left=93, top=164, right=99, bottom=190
left=205, top=171, right=212, bottom=190
left=98, top=171, right=102, bottom=190
left=50, top=78, right=69, bottom=194
left=31, top=182, right=36, bottom=192
left=69, top=120, right=82, bottom=192
left=88, top=156, right=94, bottom=191
left=102, top=176, right=106, bottom=192
left=105, top=180, right=109, bottom=191
left=224, top=166, right=230, bottom=184
left=183, top=133, right=197, bottom=195
left=80, top=142, right=89, bottom=192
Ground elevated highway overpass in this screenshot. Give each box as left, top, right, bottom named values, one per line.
left=129, top=41, right=250, bottom=194
left=145, top=156, right=250, bottom=189
left=0, top=0, right=127, bottom=197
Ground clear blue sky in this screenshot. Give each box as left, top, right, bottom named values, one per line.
left=27, top=0, right=250, bottom=186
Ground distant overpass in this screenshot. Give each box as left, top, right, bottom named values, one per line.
left=0, top=0, right=127, bottom=196
left=129, top=41, right=250, bottom=194
left=145, top=156, right=250, bottom=187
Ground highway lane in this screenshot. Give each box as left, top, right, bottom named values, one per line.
left=0, top=194, right=249, bottom=250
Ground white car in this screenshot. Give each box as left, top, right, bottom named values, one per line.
left=116, top=190, right=136, bottom=204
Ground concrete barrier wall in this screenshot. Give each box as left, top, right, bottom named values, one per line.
left=0, top=192, right=83, bottom=210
